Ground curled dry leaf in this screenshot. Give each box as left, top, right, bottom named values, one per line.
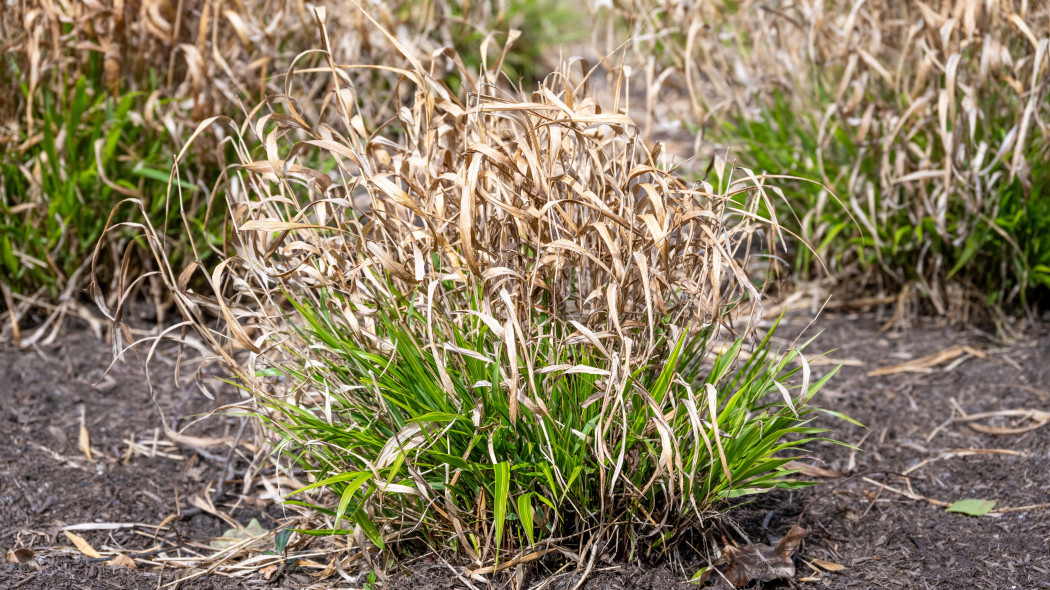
left=108, top=553, right=137, bottom=569
left=260, top=564, right=279, bottom=580
left=699, top=526, right=807, bottom=587
left=6, top=547, right=36, bottom=565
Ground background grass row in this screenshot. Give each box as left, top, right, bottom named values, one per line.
left=615, top=0, right=1050, bottom=317
left=5, top=1, right=1048, bottom=331
left=0, top=0, right=582, bottom=340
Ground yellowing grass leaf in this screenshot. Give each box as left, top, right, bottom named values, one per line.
left=517, top=493, right=535, bottom=546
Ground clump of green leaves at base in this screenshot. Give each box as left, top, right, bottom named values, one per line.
left=0, top=61, right=213, bottom=301
left=255, top=277, right=851, bottom=564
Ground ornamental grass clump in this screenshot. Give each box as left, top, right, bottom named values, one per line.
left=623, top=0, right=1050, bottom=313
left=102, top=8, right=847, bottom=574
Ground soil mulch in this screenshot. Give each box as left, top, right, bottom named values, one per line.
left=0, top=320, right=289, bottom=589
left=2, top=312, right=1049, bottom=589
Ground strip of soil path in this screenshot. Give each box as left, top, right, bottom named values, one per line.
left=2, top=312, right=1048, bottom=589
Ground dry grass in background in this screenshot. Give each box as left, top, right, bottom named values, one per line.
left=1, top=0, right=581, bottom=345
left=614, top=0, right=1050, bottom=319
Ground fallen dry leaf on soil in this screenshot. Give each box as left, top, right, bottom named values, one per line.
left=108, top=553, right=137, bottom=569
left=699, top=525, right=807, bottom=587
left=867, top=346, right=985, bottom=376
left=810, top=558, right=846, bottom=571
left=63, top=530, right=102, bottom=558
left=782, top=460, right=845, bottom=478
left=164, top=428, right=258, bottom=452
left=77, top=405, right=93, bottom=461
left=5, top=548, right=35, bottom=565
left=953, top=408, right=1050, bottom=436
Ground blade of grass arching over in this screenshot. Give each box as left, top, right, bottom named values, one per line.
left=335, top=473, right=373, bottom=530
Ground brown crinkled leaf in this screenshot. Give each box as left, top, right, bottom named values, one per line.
left=108, top=553, right=137, bottom=569
left=710, top=526, right=806, bottom=587
left=5, top=547, right=40, bottom=570
left=6, top=548, right=35, bottom=564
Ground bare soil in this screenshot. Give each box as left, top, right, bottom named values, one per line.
left=2, top=312, right=1049, bottom=589
left=0, top=318, right=283, bottom=589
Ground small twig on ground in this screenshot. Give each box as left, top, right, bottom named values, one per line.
left=82, top=544, right=187, bottom=563
left=178, top=418, right=248, bottom=520
left=795, top=470, right=914, bottom=526
left=949, top=398, right=1050, bottom=435
left=924, top=405, right=958, bottom=443
left=861, top=477, right=1050, bottom=514
left=10, top=572, right=38, bottom=589
left=902, top=448, right=1023, bottom=476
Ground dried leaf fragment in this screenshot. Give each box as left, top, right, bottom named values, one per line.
left=78, top=405, right=93, bottom=461
left=5, top=547, right=40, bottom=570
left=108, top=553, right=137, bottom=569
left=782, top=460, right=845, bottom=478
left=867, top=346, right=984, bottom=376
left=261, top=564, right=279, bottom=580
left=6, top=548, right=35, bottom=564
left=703, top=526, right=807, bottom=587
left=64, top=530, right=102, bottom=558
left=810, top=558, right=846, bottom=572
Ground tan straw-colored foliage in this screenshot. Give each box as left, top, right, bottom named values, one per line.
left=103, top=5, right=785, bottom=376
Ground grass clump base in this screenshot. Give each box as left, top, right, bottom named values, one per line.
left=274, top=285, right=841, bottom=569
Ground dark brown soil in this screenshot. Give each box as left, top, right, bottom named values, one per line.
left=0, top=319, right=281, bottom=589
left=766, top=313, right=1050, bottom=589
left=3, top=312, right=1049, bottom=589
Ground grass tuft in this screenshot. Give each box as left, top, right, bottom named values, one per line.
left=101, top=6, right=849, bottom=571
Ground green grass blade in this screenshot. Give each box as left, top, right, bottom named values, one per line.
left=493, top=461, right=510, bottom=562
